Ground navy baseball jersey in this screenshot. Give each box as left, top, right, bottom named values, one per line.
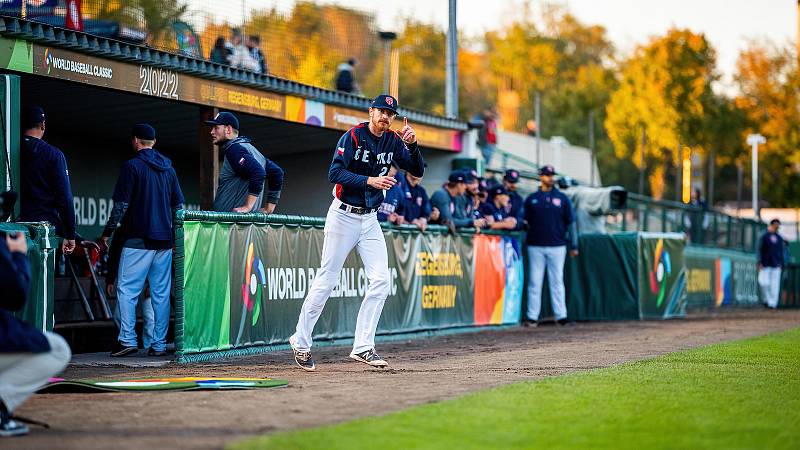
left=329, top=122, right=424, bottom=209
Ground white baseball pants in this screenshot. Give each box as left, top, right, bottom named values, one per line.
left=758, top=266, right=782, bottom=308
left=526, top=245, right=568, bottom=321
left=291, top=200, right=391, bottom=353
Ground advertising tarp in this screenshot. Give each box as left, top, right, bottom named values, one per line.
left=684, top=247, right=759, bottom=308
left=178, top=220, right=523, bottom=357
left=638, top=233, right=687, bottom=319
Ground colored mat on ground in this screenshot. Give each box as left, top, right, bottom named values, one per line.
left=38, top=377, right=288, bottom=393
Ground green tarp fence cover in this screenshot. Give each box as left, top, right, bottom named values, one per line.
left=539, top=232, right=687, bottom=320
left=174, top=211, right=524, bottom=361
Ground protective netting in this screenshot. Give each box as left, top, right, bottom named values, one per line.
left=4, top=1, right=393, bottom=92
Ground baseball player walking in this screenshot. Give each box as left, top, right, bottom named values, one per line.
left=289, top=94, right=424, bottom=371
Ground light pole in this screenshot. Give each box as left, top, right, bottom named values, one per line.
left=747, top=133, right=766, bottom=220
left=378, top=31, right=397, bottom=94
left=445, top=0, right=458, bottom=118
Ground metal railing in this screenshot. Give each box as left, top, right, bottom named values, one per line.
left=481, top=149, right=768, bottom=253
left=606, top=193, right=767, bottom=252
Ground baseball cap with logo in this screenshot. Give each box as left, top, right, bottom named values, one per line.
left=22, top=106, right=46, bottom=129
left=489, top=185, right=508, bottom=198
left=204, top=111, right=240, bottom=130
left=504, top=169, right=520, bottom=183
left=370, top=94, right=399, bottom=115
left=448, top=170, right=467, bottom=184
left=539, top=165, right=556, bottom=176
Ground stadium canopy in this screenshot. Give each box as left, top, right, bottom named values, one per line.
left=0, top=17, right=468, bottom=237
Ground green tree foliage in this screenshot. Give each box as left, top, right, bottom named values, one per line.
left=605, top=29, right=717, bottom=199
left=735, top=43, right=800, bottom=207
left=83, top=0, right=188, bottom=48
left=361, top=21, right=447, bottom=114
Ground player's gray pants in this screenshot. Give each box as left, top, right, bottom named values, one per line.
left=758, top=266, right=782, bottom=308
left=292, top=200, right=391, bottom=353
left=526, top=245, right=568, bottom=321
left=0, top=332, right=71, bottom=412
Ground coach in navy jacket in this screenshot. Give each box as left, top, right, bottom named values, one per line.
left=523, top=165, right=578, bottom=326
left=19, top=106, right=77, bottom=256
left=0, top=232, right=70, bottom=435
left=757, top=219, right=786, bottom=309
left=100, top=124, right=184, bottom=358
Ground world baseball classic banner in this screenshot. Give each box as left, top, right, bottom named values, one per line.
left=684, top=247, right=759, bottom=308
left=175, top=216, right=523, bottom=358
left=638, top=233, right=687, bottom=319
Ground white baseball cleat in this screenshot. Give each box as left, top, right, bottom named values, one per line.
left=350, top=348, right=388, bottom=367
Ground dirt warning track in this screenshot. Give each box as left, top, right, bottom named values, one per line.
left=13, top=309, right=800, bottom=450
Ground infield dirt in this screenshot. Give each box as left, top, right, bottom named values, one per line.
left=12, top=309, right=800, bottom=450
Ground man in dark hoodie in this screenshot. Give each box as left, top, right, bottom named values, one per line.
left=100, top=124, right=184, bottom=357
left=19, top=106, right=76, bottom=256
left=0, top=231, right=71, bottom=436
left=205, top=112, right=284, bottom=213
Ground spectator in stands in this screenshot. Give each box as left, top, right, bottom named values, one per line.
left=377, top=164, right=405, bottom=225
left=0, top=230, right=71, bottom=437
left=19, top=106, right=76, bottom=258
left=335, top=58, right=360, bottom=94
left=228, top=28, right=260, bottom=71
left=503, top=169, right=525, bottom=229
left=210, top=37, right=231, bottom=65
left=480, top=185, right=518, bottom=230
left=247, top=35, right=267, bottom=74
left=430, top=170, right=487, bottom=229
left=476, top=108, right=498, bottom=166
left=100, top=124, right=184, bottom=358
left=398, top=166, right=436, bottom=231
left=205, top=112, right=284, bottom=214
left=523, top=165, right=578, bottom=327
left=758, top=219, right=785, bottom=309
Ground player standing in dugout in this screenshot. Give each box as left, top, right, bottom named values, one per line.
left=289, top=94, right=424, bottom=371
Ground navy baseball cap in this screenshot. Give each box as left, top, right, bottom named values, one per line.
left=205, top=111, right=240, bottom=130
left=504, top=169, right=520, bottom=183
left=370, top=94, right=399, bottom=114
left=448, top=170, right=467, bottom=183
left=489, top=185, right=508, bottom=197
left=539, top=165, right=556, bottom=176
left=22, top=106, right=45, bottom=129
left=132, top=123, right=156, bottom=140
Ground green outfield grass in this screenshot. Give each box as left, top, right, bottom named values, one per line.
left=231, top=328, right=800, bottom=450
